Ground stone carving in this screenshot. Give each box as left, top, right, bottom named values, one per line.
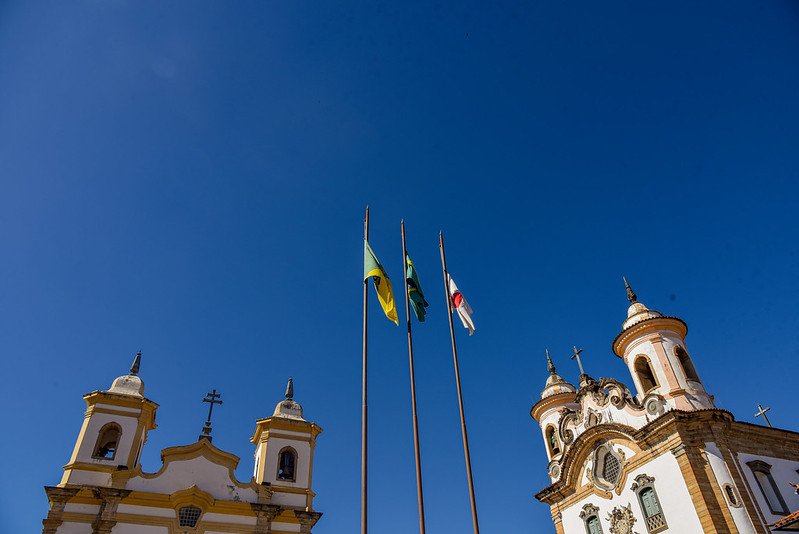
left=579, top=503, right=600, bottom=520
left=630, top=473, right=655, bottom=492
left=607, top=504, right=638, bottom=534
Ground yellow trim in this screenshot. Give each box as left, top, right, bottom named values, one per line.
left=62, top=461, right=118, bottom=473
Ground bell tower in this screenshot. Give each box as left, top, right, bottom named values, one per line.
left=60, top=352, right=158, bottom=487
left=251, top=378, right=323, bottom=513
left=612, top=279, right=714, bottom=411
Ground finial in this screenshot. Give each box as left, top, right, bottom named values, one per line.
left=623, top=276, right=637, bottom=303
left=285, top=377, right=294, bottom=400
left=130, top=351, right=141, bottom=376
left=546, top=349, right=556, bottom=374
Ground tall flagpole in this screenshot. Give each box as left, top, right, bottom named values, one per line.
left=401, top=220, right=427, bottom=534
left=361, top=207, right=369, bottom=534
left=439, top=231, right=480, bottom=534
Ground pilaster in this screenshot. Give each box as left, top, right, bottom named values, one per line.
left=671, top=443, right=730, bottom=533
left=295, top=510, right=323, bottom=533
left=91, top=487, right=131, bottom=534
left=42, top=486, right=80, bottom=534
left=251, top=504, right=283, bottom=534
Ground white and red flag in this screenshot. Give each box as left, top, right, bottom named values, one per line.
left=447, top=274, right=475, bottom=335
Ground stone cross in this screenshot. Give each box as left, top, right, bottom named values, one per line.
left=570, top=346, right=587, bottom=376
left=755, top=404, right=772, bottom=428
left=199, top=389, right=223, bottom=442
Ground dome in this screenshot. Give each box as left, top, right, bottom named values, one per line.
left=107, top=374, right=144, bottom=397
left=272, top=378, right=306, bottom=421
left=622, top=301, right=663, bottom=330
left=540, top=349, right=577, bottom=399
left=541, top=372, right=577, bottom=399
left=105, top=351, right=144, bottom=398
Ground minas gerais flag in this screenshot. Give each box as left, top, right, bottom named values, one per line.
left=405, top=254, right=429, bottom=322
left=364, top=239, right=398, bottom=324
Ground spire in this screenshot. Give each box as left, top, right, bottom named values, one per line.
left=623, top=276, right=637, bottom=303
left=130, top=351, right=141, bottom=376
left=285, top=377, right=294, bottom=400
left=546, top=349, right=556, bottom=374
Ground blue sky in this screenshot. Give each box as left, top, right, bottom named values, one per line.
left=2, top=1, right=799, bottom=532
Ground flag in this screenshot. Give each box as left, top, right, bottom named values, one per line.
left=405, top=254, right=429, bottom=322
left=364, top=240, right=399, bottom=325
left=448, top=274, right=475, bottom=335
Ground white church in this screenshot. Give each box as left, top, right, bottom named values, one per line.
left=41, top=354, right=323, bottom=534
left=531, top=281, right=799, bottom=533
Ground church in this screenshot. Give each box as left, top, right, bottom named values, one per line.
left=531, top=281, right=799, bottom=533
left=41, top=354, right=323, bottom=534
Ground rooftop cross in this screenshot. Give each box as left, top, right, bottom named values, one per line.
left=570, top=346, right=586, bottom=376
left=199, top=389, right=223, bottom=442
left=755, top=404, right=772, bottom=428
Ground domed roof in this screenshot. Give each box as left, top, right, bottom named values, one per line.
left=106, top=351, right=144, bottom=398
left=541, top=350, right=577, bottom=399
left=621, top=277, right=663, bottom=329
left=272, top=378, right=306, bottom=421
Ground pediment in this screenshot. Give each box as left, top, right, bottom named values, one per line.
left=116, top=440, right=263, bottom=503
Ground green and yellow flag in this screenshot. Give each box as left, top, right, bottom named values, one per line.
left=405, top=254, right=429, bottom=322
left=364, top=240, right=398, bottom=324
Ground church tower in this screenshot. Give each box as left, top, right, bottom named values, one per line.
left=60, top=352, right=158, bottom=487
left=251, top=378, right=323, bottom=515
left=612, top=278, right=714, bottom=412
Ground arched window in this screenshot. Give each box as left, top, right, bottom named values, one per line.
left=747, top=460, right=788, bottom=515
left=546, top=426, right=561, bottom=456
left=92, top=423, right=121, bottom=460
left=178, top=506, right=202, bottom=527
left=631, top=474, right=667, bottom=533
left=580, top=504, right=603, bottom=534
left=634, top=355, right=659, bottom=394
left=592, top=444, right=623, bottom=490
left=277, top=447, right=297, bottom=482
left=674, top=346, right=700, bottom=383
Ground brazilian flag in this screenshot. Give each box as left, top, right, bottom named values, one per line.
left=406, top=253, right=429, bottom=322
left=364, top=240, right=398, bottom=324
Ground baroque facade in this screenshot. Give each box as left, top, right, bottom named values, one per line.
left=531, top=281, right=799, bottom=533
left=42, top=355, right=323, bottom=534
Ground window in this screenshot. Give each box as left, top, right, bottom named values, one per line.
left=631, top=474, right=668, bottom=533
left=592, top=444, right=623, bottom=490
left=92, top=423, right=121, bottom=460
left=277, top=447, right=297, bottom=482
left=674, top=346, right=700, bottom=383
left=634, top=356, right=659, bottom=394
left=747, top=460, right=788, bottom=515
left=178, top=506, right=202, bottom=527
left=723, top=483, right=741, bottom=508
left=580, top=504, right=603, bottom=534
left=603, top=453, right=621, bottom=485
left=546, top=426, right=561, bottom=456
left=585, top=515, right=603, bottom=534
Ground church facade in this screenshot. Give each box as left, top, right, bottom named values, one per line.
left=42, top=355, right=323, bottom=534
left=532, top=281, right=799, bottom=534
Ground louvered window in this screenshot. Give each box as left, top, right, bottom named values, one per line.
left=602, top=452, right=621, bottom=485
left=585, top=515, right=603, bottom=534
left=640, top=487, right=667, bottom=532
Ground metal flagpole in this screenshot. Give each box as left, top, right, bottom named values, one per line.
left=438, top=231, right=480, bottom=534
left=362, top=207, right=369, bottom=534
left=401, top=220, right=427, bottom=534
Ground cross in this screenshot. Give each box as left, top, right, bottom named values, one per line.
left=755, top=404, right=772, bottom=428
left=570, top=346, right=586, bottom=376
left=199, top=389, right=223, bottom=442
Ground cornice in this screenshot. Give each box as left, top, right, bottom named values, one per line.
left=612, top=316, right=688, bottom=357
left=531, top=392, right=579, bottom=422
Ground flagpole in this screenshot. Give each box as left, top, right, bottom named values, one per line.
left=361, top=207, right=369, bottom=534
left=401, top=220, right=427, bottom=534
left=439, top=231, right=480, bottom=534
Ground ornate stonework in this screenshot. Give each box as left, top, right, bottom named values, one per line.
left=607, top=504, right=638, bottom=534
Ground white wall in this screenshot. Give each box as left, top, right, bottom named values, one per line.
left=562, top=450, right=702, bottom=534
left=737, top=451, right=799, bottom=524
left=56, top=522, right=92, bottom=534
left=703, top=443, right=758, bottom=534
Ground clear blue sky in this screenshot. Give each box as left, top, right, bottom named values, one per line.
left=2, top=1, right=798, bottom=532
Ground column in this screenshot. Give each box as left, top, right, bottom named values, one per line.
left=42, top=486, right=80, bottom=534
left=251, top=504, right=282, bottom=534
left=91, top=487, right=131, bottom=534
